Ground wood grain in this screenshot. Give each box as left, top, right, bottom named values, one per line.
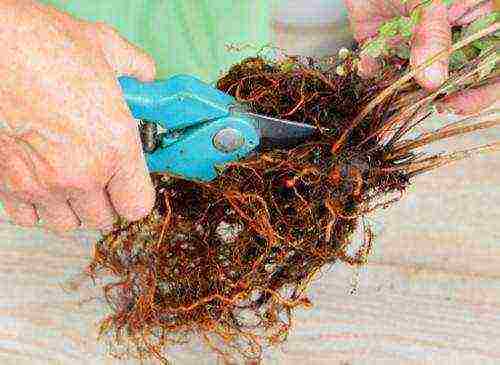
left=0, top=112, right=499, bottom=365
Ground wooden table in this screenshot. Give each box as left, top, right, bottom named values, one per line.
left=0, top=113, right=499, bottom=364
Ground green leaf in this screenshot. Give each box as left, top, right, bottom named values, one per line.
left=409, top=8, right=422, bottom=27
left=472, top=36, right=498, bottom=51
left=379, top=19, right=399, bottom=37
left=395, top=45, right=411, bottom=60
left=463, top=11, right=500, bottom=37
left=280, top=61, right=295, bottom=73
left=362, top=37, right=387, bottom=58
left=451, top=28, right=463, bottom=43
left=377, top=15, right=415, bottom=41
left=449, top=49, right=467, bottom=69
left=405, top=0, right=452, bottom=7
left=398, top=16, right=414, bottom=38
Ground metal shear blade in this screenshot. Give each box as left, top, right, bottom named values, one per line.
left=243, top=111, right=318, bottom=149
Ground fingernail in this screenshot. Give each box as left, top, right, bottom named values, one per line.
left=419, top=63, right=448, bottom=91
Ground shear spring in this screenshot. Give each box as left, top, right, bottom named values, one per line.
left=139, top=120, right=159, bottom=153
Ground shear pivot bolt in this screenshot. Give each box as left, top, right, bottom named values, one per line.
left=139, top=120, right=159, bottom=153
left=213, top=128, right=245, bottom=153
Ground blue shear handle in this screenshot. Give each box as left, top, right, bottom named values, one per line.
left=118, top=75, right=235, bottom=130
left=118, top=74, right=260, bottom=182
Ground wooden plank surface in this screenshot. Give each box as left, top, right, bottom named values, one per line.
left=0, top=112, right=499, bottom=365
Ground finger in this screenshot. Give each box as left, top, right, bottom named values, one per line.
left=0, top=193, right=38, bottom=227
left=357, top=53, right=382, bottom=78
left=92, top=22, right=156, bottom=82
left=344, top=0, right=404, bottom=42
left=410, top=1, right=451, bottom=91
left=448, top=0, right=493, bottom=25
left=436, top=77, right=500, bottom=115
left=106, top=141, right=155, bottom=222
left=35, top=200, right=80, bottom=233
left=357, top=34, right=405, bottom=79
left=69, top=189, right=118, bottom=230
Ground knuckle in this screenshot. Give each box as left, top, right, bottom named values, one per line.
left=35, top=205, right=80, bottom=233
left=0, top=169, right=42, bottom=204
left=3, top=202, right=37, bottom=227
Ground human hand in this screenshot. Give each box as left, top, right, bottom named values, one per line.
left=0, top=1, right=156, bottom=233
left=345, top=0, right=499, bottom=115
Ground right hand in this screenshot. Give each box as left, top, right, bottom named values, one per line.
left=0, top=1, right=156, bottom=233
left=345, top=0, right=498, bottom=115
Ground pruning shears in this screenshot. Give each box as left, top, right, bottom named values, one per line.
left=119, top=75, right=317, bottom=182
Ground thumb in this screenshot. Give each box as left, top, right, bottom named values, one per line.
left=106, top=129, right=156, bottom=222
left=436, top=77, right=500, bottom=115
left=92, top=22, right=156, bottom=82
left=410, top=1, right=451, bottom=91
